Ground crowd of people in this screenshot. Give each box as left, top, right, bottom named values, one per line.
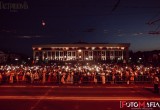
left=0, top=63, right=159, bottom=85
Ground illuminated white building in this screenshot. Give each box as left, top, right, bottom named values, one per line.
left=32, top=42, right=130, bottom=62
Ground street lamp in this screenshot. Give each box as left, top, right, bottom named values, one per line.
left=15, top=58, right=19, bottom=65
left=15, top=58, right=19, bottom=61
left=139, top=58, right=142, bottom=60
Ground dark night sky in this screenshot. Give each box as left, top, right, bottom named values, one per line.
left=1, top=0, right=160, bottom=56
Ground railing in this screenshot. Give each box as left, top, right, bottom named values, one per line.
left=0, top=74, right=157, bottom=85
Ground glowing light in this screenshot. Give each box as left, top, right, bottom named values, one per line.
left=78, top=49, right=82, bottom=52
left=42, top=20, right=46, bottom=26
left=116, top=47, right=120, bottom=49
left=99, top=47, right=103, bottom=49
left=15, top=58, right=18, bottom=61
left=85, top=47, right=89, bottom=49
left=118, top=57, right=121, bottom=60
left=121, top=47, right=125, bottom=50
left=38, top=47, right=42, bottom=50
left=51, top=47, right=55, bottom=50
left=92, top=47, right=95, bottom=50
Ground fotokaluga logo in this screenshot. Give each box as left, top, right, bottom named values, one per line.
left=120, top=101, right=160, bottom=109
left=0, top=1, right=28, bottom=12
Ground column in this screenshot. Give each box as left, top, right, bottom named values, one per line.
left=100, top=51, right=102, bottom=60
left=42, top=51, right=44, bottom=61
left=71, top=51, right=72, bottom=60
left=50, top=51, right=53, bottom=60
left=104, top=51, right=106, bottom=60
left=82, top=50, right=84, bottom=61
left=84, top=51, right=86, bottom=60
left=59, top=51, right=60, bottom=60
left=47, top=51, right=49, bottom=60
left=113, top=51, right=114, bottom=60
left=122, top=50, right=123, bottom=60
left=54, top=51, right=56, bottom=60
left=66, top=51, right=68, bottom=60
left=91, top=51, right=93, bottom=60
left=63, top=50, right=65, bottom=61
left=33, top=51, right=36, bottom=60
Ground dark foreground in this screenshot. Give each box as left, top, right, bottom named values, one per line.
left=0, top=85, right=159, bottom=110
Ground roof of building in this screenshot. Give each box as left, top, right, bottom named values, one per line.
left=32, top=42, right=130, bottom=48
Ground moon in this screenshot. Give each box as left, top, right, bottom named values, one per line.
left=42, top=20, right=46, bottom=26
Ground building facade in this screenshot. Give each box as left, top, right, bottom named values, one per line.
left=32, top=42, right=130, bottom=62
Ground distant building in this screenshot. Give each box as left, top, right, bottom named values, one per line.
left=129, top=50, right=160, bottom=65
left=0, top=50, right=21, bottom=64
left=32, top=42, right=130, bottom=62
left=0, top=51, right=7, bottom=63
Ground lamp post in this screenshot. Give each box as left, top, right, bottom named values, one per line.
left=15, top=58, right=19, bottom=65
